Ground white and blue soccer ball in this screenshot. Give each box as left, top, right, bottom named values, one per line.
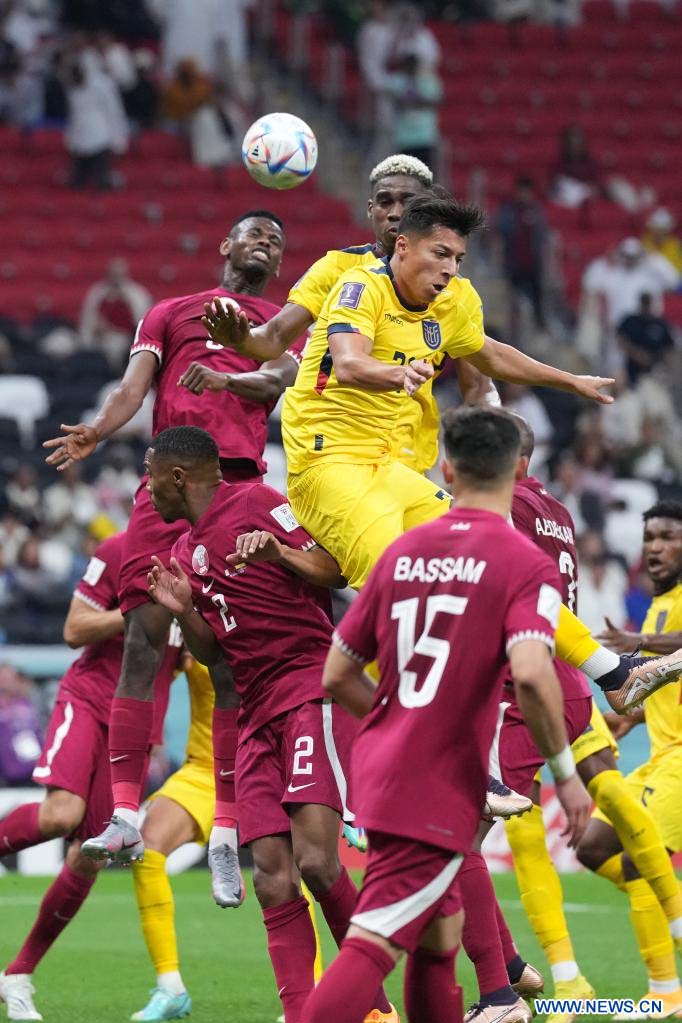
left=241, top=112, right=318, bottom=190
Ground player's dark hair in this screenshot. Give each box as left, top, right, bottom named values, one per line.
left=508, top=413, right=535, bottom=459
left=229, top=209, right=285, bottom=236
left=398, top=194, right=485, bottom=240
left=442, top=407, right=521, bottom=488
left=643, top=500, right=682, bottom=524
left=152, top=426, right=219, bottom=465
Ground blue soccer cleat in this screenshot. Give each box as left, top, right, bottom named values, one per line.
left=130, top=988, right=192, bottom=1021
left=342, top=823, right=368, bottom=852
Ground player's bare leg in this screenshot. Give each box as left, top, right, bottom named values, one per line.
left=83, top=602, right=171, bottom=863
left=206, top=659, right=244, bottom=908
left=0, top=788, right=85, bottom=857
left=131, top=797, right=198, bottom=1021
left=0, top=842, right=103, bottom=1022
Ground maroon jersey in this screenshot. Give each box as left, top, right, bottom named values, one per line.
left=510, top=476, right=590, bottom=701
left=130, top=288, right=305, bottom=474
left=172, top=481, right=333, bottom=741
left=61, top=533, right=181, bottom=737
left=334, top=507, right=561, bottom=854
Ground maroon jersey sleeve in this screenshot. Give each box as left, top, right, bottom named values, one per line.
left=130, top=299, right=171, bottom=364
left=504, top=549, right=561, bottom=656
left=73, top=535, right=122, bottom=612
left=284, top=332, right=308, bottom=367
left=244, top=484, right=317, bottom=551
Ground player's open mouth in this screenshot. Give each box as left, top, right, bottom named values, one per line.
left=250, top=248, right=270, bottom=262
left=432, top=283, right=445, bottom=294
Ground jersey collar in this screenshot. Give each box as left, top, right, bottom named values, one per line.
left=379, top=255, right=428, bottom=313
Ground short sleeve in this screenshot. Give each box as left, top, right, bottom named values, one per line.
left=504, top=550, right=561, bottom=656
left=333, top=572, right=380, bottom=665
left=130, top=300, right=170, bottom=364
left=284, top=333, right=309, bottom=367
left=326, top=269, right=381, bottom=344
left=246, top=485, right=317, bottom=551
left=441, top=304, right=485, bottom=360
left=459, top=279, right=484, bottom=334
left=288, top=251, right=342, bottom=320
left=74, top=537, right=120, bottom=612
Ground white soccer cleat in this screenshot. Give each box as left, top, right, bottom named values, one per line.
left=81, top=815, right=144, bottom=863
left=606, top=650, right=682, bottom=713
left=464, top=996, right=532, bottom=1023
left=208, top=843, right=246, bottom=908
left=484, top=777, right=533, bottom=820
left=0, top=971, right=43, bottom=1021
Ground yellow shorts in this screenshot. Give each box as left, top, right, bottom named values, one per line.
left=287, top=459, right=450, bottom=589
left=571, top=702, right=618, bottom=765
left=592, top=746, right=682, bottom=852
left=148, top=758, right=215, bottom=845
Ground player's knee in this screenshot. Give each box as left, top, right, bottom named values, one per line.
left=252, top=862, right=295, bottom=907
left=66, top=841, right=105, bottom=877
left=296, top=846, right=340, bottom=896
left=575, top=835, right=608, bottom=872
left=40, top=792, right=84, bottom=837
left=587, top=768, right=624, bottom=818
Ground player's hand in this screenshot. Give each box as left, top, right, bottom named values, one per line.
left=147, top=556, right=193, bottom=616
left=202, top=298, right=251, bottom=350
left=594, top=616, right=640, bottom=655
left=404, top=359, right=434, bottom=397
left=554, top=773, right=592, bottom=848
left=225, top=530, right=284, bottom=567
left=179, top=362, right=229, bottom=394
left=569, top=374, right=615, bottom=405
left=43, top=423, right=99, bottom=470
left=603, top=709, right=642, bottom=739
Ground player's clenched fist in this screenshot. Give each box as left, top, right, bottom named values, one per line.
left=43, top=423, right=99, bottom=470
left=179, top=362, right=229, bottom=394
left=403, top=358, right=434, bottom=397
left=226, top=530, right=284, bottom=566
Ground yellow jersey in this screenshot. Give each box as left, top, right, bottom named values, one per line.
left=642, top=582, right=682, bottom=758
left=288, top=244, right=484, bottom=473
left=282, top=255, right=485, bottom=474
left=184, top=660, right=215, bottom=764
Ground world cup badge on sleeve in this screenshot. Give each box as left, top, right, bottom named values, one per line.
left=422, top=320, right=442, bottom=349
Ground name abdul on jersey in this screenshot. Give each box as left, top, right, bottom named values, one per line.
left=394, top=555, right=487, bottom=584
left=535, top=517, right=574, bottom=544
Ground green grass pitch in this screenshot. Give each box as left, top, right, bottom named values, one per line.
left=0, top=869, right=651, bottom=1022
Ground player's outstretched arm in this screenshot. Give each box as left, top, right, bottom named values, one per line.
left=466, top=336, right=614, bottom=404
left=62, top=593, right=124, bottom=648
left=595, top=615, right=682, bottom=656
left=322, top=643, right=376, bottom=718
left=226, top=531, right=346, bottom=588
left=603, top=706, right=644, bottom=740
left=329, top=331, right=433, bottom=394
left=453, top=359, right=500, bottom=406
left=148, top=556, right=222, bottom=666
left=202, top=299, right=313, bottom=362
left=43, top=351, right=157, bottom=470
left=510, top=639, right=592, bottom=848
left=179, top=352, right=299, bottom=402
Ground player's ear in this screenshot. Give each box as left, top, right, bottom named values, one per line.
left=395, top=234, right=408, bottom=256
left=440, top=457, right=454, bottom=491
left=172, top=465, right=186, bottom=489
left=367, top=198, right=373, bottom=221
left=219, top=236, right=231, bottom=257
left=515, top=455, right=529, bottom=481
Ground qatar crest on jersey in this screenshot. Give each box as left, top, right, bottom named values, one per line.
left=422, top=320, right=442, bottom=349
left=192, top=544, right=210, bottom=575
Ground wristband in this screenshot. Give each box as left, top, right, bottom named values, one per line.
left=483, top=386, right=502, bottom=408
left=547, top=745, right=575, bottom=782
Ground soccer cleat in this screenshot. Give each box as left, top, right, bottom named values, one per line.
left=363, top=1004, right=400, bottom=1023
left=464, top=997, right=532, bottom=1023
left=546, top=975, right=596, bottom=1023
left=512, top=962, right=545, bottom=999
left=81, top=815, right=145, bottom=863
left=0, top=971, right=43, bottom=1021
left=612, top=990, right=682, bottom=1020
left=484, top=777, right=533, bottom=820
left=208, top=843, right=246, bottom=908
left=130, top=988, right=192, bottom=1021
left=605, top=650, right=682, bottom=713
left=342, top=823, right=368, bottom=852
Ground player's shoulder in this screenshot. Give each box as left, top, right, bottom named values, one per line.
left=92, top=531, right=126, bottom=562
left=448, top=274, right=481, bottom=303
left=515, top=477, right=574, bottom=528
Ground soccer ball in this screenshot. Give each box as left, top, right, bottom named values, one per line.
left=241, top=112, right=318, bottom=190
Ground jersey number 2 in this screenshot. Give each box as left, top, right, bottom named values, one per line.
left=391, top=595, right=468, bottom=708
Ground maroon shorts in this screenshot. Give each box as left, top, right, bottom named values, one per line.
left=490, top=696, right=593, bottom=797
left=236, top=698, right=358, bottom=846
left=119, top=465, right=262, bottom=614
left=32, top=697, right=112, bottom=842
left=351, top=830, right=463, bottom=954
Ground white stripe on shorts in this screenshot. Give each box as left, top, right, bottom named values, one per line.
left=488, top=700, right=511, bottom=782
left=322, top=699, right=354, bottom=823
left=351, top=853, right=463, bottom=939
left=33, top=701, right=74, bottom=780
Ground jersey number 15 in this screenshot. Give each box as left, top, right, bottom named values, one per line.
left=391, top=594, right=468, bottom=709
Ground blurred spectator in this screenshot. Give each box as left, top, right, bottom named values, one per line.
left=495, top=176, right=548, bottom=333
left=550, top=124, right=656, bottom=213
left=161, top=57, right=212, bottom=124
left=500, top=382, right=554, bottom=476
left=43, top=462, right=99, bottom=539
left=0, top=664, right=42, bottom=785
left=576, top=531, right=629, bottom=634
left=63, top=57, right=129, bottom=189
left=642, top=208, right=682, bottom=275
left=0, top=510, right=30, bottom=567
left=79, top=258, right=152, bottom=369
left=148, top=0, right=253, bottom=86
left=6, top=466, right=41, bottom=526
left=383, top=53, right=442, bottom=169
left=620, top=416, right=678, bottom=485
left=13, top=536, right=70, bottom=601
left=617, top=292, right=675, bottom=387
left=123, top=48, right=159, bottom=129
left=92, top=444, right=140, bottom=527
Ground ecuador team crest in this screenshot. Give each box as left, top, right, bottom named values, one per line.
left=422, top=320, right=442, bottom=349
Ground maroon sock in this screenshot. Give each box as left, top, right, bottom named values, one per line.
left=460, top=852, right=514, bottom=998
left=0, top=803, right=42, bottom=857
left=404, top=945, right=463, bottom=1023
left=6, top=863, right=95, bottom=974
left=263, top=896, right=317, bottom=1023
left=495, top=902, right=519, bottom=970
left=109, top=697, right=154, bottom=812
left=213, top=706, right=239, bottom=826
left=302, top=936, right=395, bottom=1023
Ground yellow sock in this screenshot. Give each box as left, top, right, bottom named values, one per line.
left=588, top=772, right=682, bottom=924
left=596, top=853, right=626, bottom=890
left=301, top=881, right=323, bottom=983
left=132, top=849, right=179, bottom=975
left=624, top=878, right=677, bottom=982
left=555, top=604, right=600, bottom=668
left=505, top=805, right=576, bottom=965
